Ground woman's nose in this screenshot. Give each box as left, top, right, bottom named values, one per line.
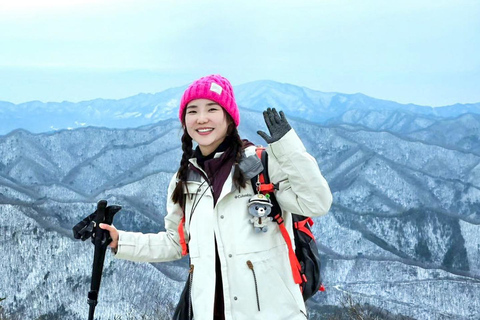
left=196, top=112, right=208, bottom=123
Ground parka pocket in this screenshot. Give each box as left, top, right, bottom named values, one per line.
left=268, top=260, right=302, bottom=308
left=239, top=249, right=306, bottom=318
left=236, top=230, right=284, bottom=256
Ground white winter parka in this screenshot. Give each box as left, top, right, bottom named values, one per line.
left=115, top=129, right=333, bottom=320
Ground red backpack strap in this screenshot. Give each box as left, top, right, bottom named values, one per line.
left=273, top=214, right=303, bottom=285
left=255, top=147, right=276, bottom=194
left=294, top=217, right=315, bottom=240
left=255, top=147, right=265, bottom=184
left=256, top=147, right=304, bottom=286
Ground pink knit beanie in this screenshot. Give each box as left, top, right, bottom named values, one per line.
left=179, top=74, right=240, bottom=127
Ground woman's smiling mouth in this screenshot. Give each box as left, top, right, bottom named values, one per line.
left=197, top=128, right=214, bottom=134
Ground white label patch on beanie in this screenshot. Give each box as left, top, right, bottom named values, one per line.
left=210, top=82, right=223, bottom=95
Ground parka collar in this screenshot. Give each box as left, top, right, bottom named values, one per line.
left=187, top=144, right=264, bottom=184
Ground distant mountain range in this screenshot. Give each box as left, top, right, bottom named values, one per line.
left=1, top=80, right=479, bottom=135
left=1, top=81, right=479, bottom=319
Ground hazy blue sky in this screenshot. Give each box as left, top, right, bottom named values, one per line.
left=0, top=0, right=479, bottom=106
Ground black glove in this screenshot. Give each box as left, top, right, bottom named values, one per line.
left=257, top=108, right=292, bottom=144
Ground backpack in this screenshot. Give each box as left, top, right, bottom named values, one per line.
left=251, top=146, right=325, bottom=301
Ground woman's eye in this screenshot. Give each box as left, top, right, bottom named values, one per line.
left=209, top=108, right=219, bottom=112
left=187, top=110, right=196, bottom=114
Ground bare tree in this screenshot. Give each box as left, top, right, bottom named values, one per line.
left=326, top=294, right=415, bottom=320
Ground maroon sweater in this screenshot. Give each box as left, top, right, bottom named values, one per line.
left=193, top=137, right=254, bottom=205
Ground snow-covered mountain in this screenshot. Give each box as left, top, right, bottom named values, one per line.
left=1, top=80, right=480, bottom=135
left=1, top=81, right=479, bottom=319
left=0, top=86, right=186, bottom=135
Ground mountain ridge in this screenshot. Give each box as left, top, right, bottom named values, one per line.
left=1, top=80, right=480, bottom=136
left=1, top=83, right=480, bottom=319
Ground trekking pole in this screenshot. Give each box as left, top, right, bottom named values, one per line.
left=73, top=200, right=122, bottom=320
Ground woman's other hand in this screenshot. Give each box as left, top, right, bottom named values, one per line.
left=257, top=108, right=292, bottom=144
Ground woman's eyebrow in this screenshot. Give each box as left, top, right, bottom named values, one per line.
left=186, top=102, right=219, bottom=109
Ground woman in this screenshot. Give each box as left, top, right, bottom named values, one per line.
left=100, top=74, right=332, bottom=320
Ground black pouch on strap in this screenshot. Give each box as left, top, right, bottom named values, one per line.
left=173, top=273, right=192, bottom=320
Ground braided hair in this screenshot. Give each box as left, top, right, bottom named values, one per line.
left=229, top=124, right=247, bottom=190
left=171, top=113, right=246, bottom=208
left=171, top=129, right=194, bottom=207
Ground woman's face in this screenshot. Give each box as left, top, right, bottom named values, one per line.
left=184, top=98, right=231, bottom=156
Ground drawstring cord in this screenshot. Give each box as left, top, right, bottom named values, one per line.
left=246, top=260, right=261, bottom=311
left=188, top=264, right=194, bottom=319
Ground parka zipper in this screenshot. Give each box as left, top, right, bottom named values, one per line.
left=188, top=264, right=194, bottom=319
left=246, top=260, right=261, bottom=311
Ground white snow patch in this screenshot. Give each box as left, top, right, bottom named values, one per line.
left=166, top=99, right=178, bottom=110
left=145, top=104, right=160, bottom=119
left=114, top=112, right=142, bottom=119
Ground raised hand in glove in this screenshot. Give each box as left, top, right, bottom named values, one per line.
left=257, top=108, right=292, bottom=144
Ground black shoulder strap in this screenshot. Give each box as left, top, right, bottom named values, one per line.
left=251, top=147, right=282, bottom=219
left=250, top=147, right=270, bottom=192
